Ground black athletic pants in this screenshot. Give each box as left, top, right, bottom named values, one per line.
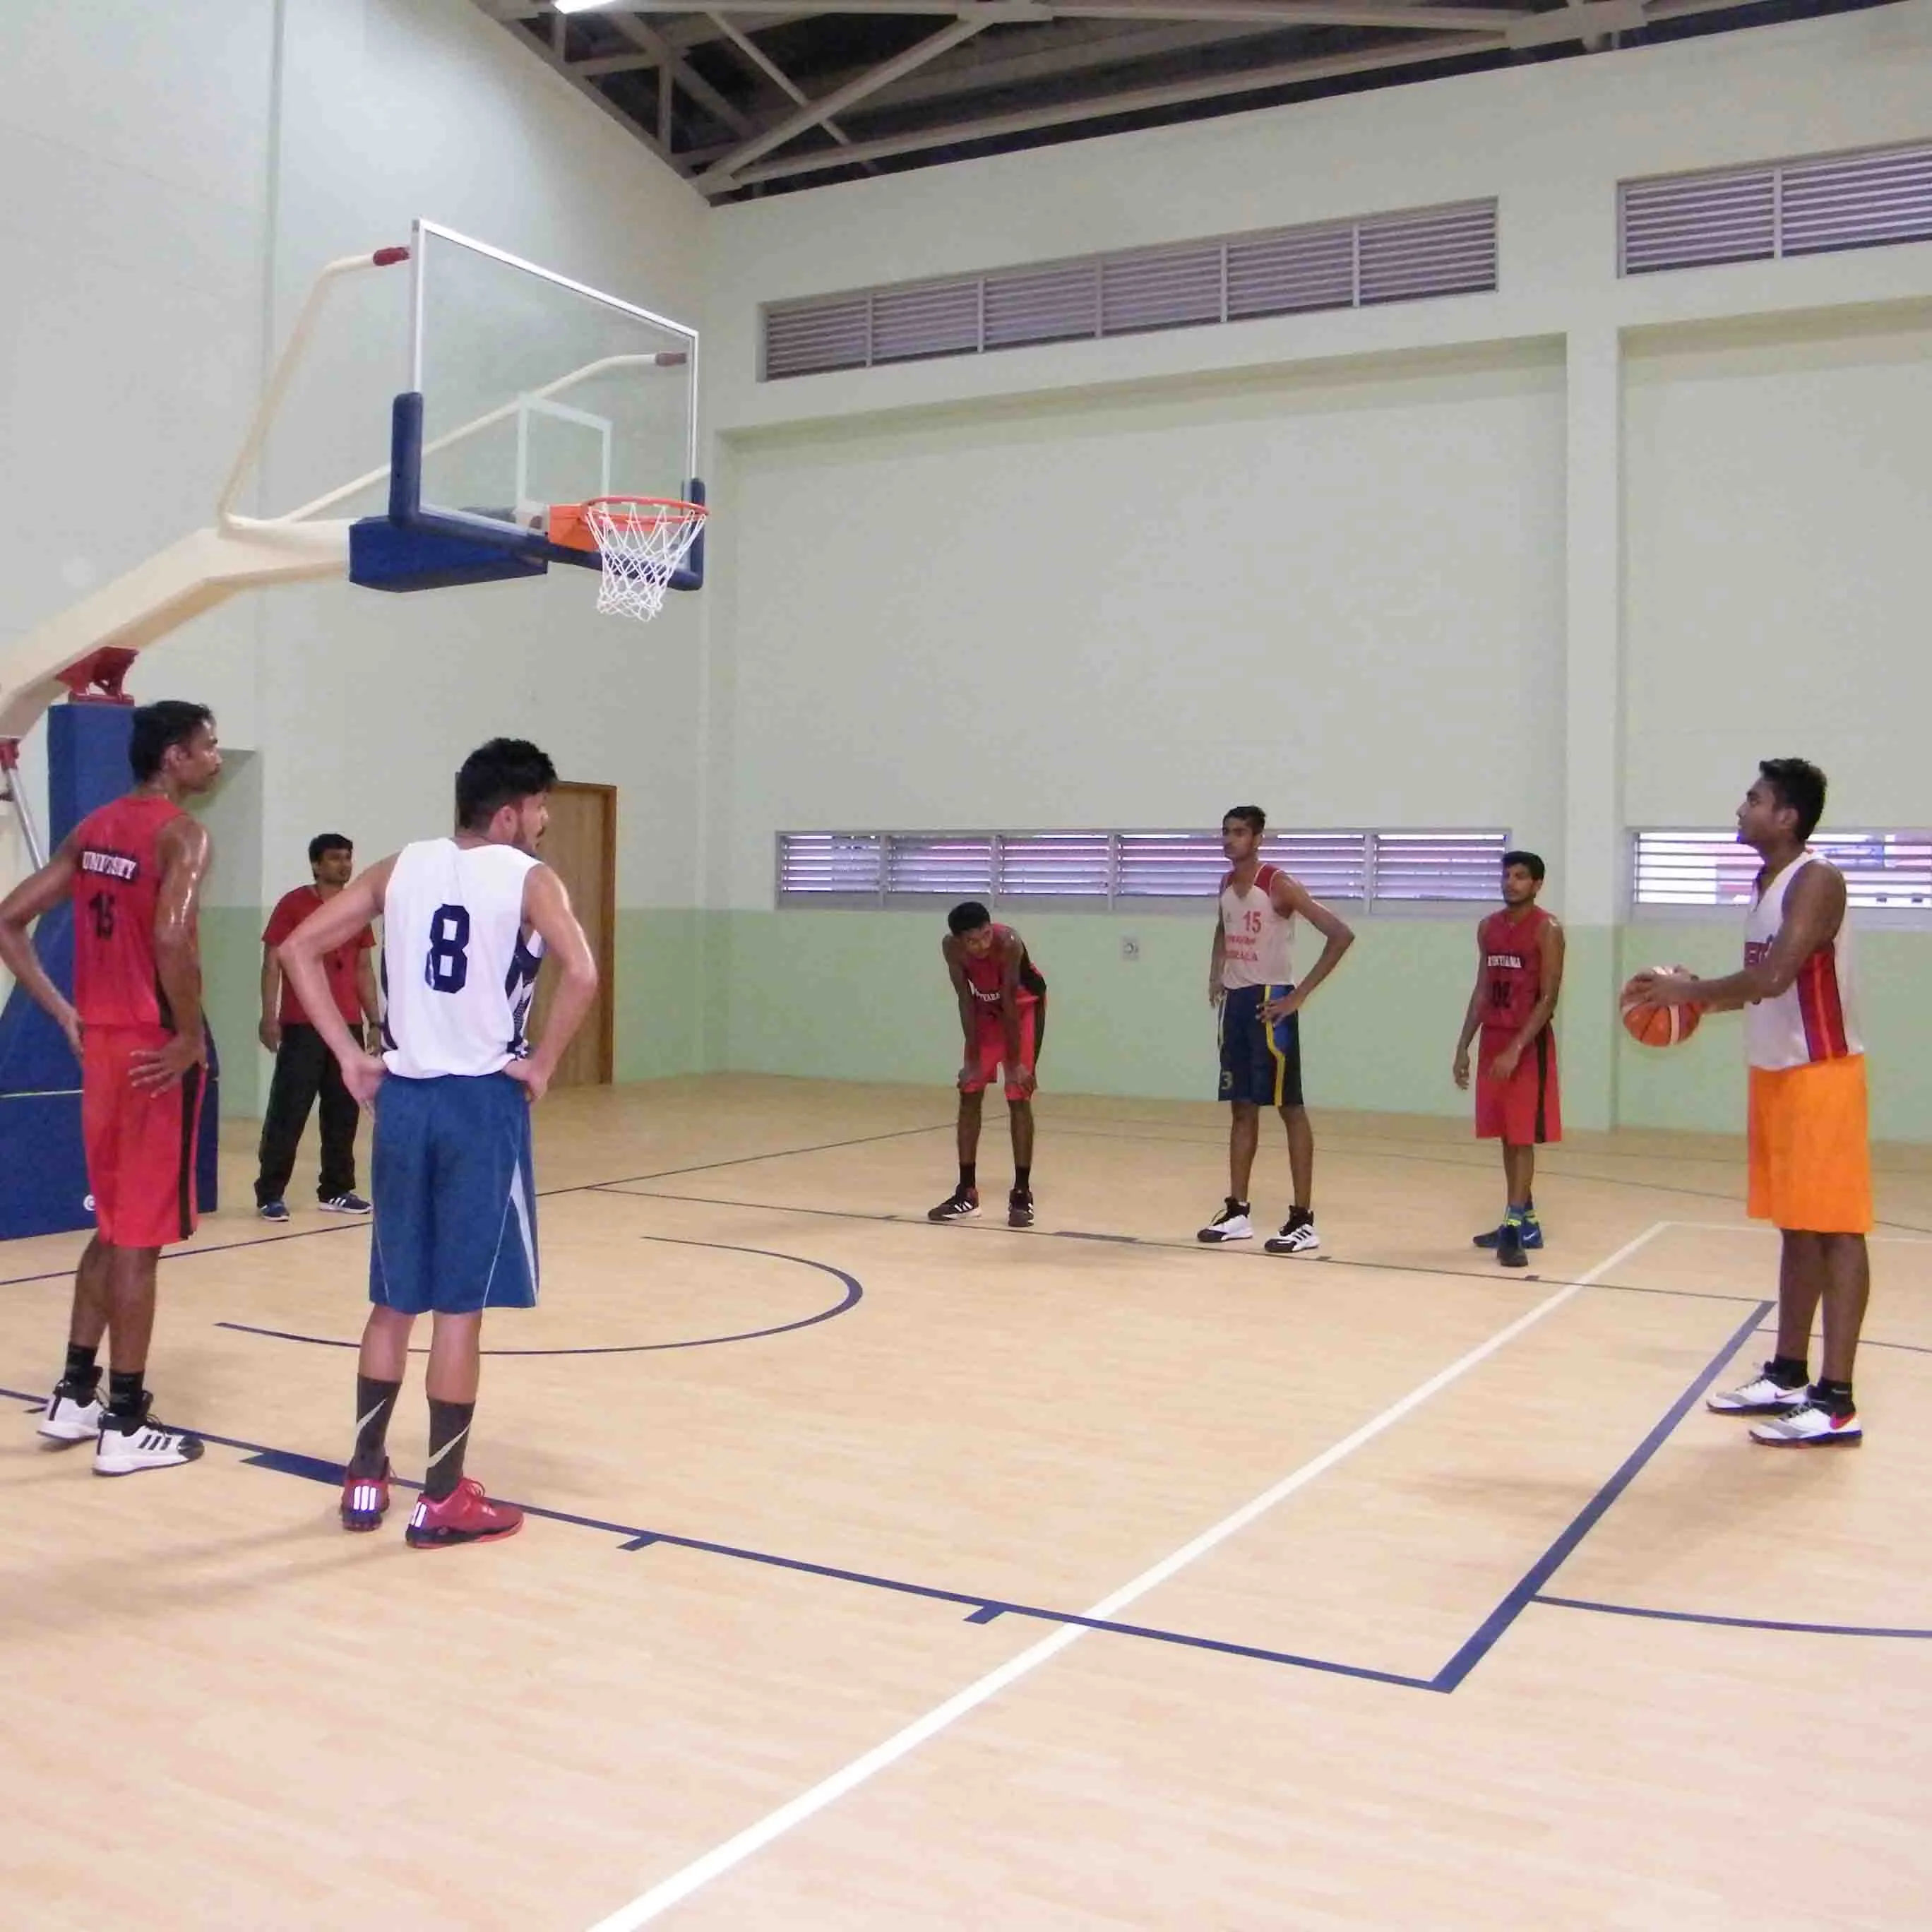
left=254, top=1022, right=359, bottom=1205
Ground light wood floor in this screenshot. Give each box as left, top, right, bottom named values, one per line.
left=3, top=1077, right=1929, bottom=1930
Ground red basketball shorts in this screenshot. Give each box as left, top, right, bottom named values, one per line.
left=961, top=998, right=1045, bottom=1102
left=81, top=1025, right=204, bottom=1248
left=1474, top=1028, right=1561, bottom=1146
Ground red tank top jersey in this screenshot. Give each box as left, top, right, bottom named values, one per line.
left=70, top=795, right=191, bottom=1030
left=1478, top=906, right=1554, bottom=1036
left=961, top=927, right=1046, bottom=1006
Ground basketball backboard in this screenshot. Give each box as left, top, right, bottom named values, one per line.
left=369, top=220, right=703, bottom=591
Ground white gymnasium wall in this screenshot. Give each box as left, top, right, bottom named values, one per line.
left=1624, top=306, right=1932, bottom=828
left=719, top=347, right=1567, bottom=903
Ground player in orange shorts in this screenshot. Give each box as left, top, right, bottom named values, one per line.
left=1453, top=851, right=1564, bottom=1269
left=1628, top=758, right=1871, bottom=1448
left=928, top=902, right=1045, bottom=1229
left=0, top=701, right=222, bottom=1475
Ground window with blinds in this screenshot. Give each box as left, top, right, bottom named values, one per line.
left=1632, top=831, right=1932, bottom=917
left=762, top=200, right=1497, bottom=380
left=778, top=829, right=1507, bottom=908
left=1620, top=140, right=1932, bottom=276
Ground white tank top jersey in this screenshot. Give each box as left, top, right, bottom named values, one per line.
left=380, top=838, right=546, bottom=1079
left=1219, top=864, right=1296, bottom=989
left=1744, top=852, right=1863, bottom=1072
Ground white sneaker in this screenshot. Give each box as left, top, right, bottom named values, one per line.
left=93, top=1400, right=206, bottom=1477
left=1707, top=1366, right=1811, bottom=1416
left=1263, top=1212, right=1320, bottom=1256
left=1197, top=1200, right=1253, bottom=1244
left=37, top=1385, right=105, bottom=1443
left=1749, top=1400, right=1862, bottom=1448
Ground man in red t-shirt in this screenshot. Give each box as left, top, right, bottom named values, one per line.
left=0, top=700, right=222, bottom=1474
left=1453, top=850, right=1565, bottom=1269
left=253, top=833, right=378, bottom=1221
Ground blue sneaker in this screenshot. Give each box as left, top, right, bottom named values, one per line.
left=258, top=1199, right=291, bottom=1223
left=1474, top=1215, right=1542, bottom=1251
left=320, top=1193, right=372, bottom=1215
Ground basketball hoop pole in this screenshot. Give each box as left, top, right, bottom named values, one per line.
left=215, top=245, right=410, bottom=533
left=0, top=740, right=47, bottom=872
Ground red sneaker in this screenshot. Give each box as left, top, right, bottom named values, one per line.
left=405, top=1477, right=524, bottom=1549
left=340, top=1460, right=391, bottom=1532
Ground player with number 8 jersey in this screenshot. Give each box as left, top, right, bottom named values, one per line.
left=279, top=739, right=600, bottom=1549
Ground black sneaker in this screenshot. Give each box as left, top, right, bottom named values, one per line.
left=1007, top=1188, right=1034, bottom=1229
left=927, top=1187, right=980, bottom=1223
left=1496, top=1220, right=1529, bottom=1268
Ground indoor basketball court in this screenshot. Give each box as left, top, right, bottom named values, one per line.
left=4, top=0, right=1931, bottom=1926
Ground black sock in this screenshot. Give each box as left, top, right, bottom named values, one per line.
left=424, top=1398, right=477, bottom=1501
left=61, top=1343, right=100, bottom=1395
left=1770, top=1354, right=1809, bottom=1388
left=1014, top=1166, right=1031, bottom=1194
left=958, top=1164, right=977, bottom=1193
left=107, top=1370, right=145, bottom=1421
left=1813, top=1377, right=1854, bottom=1415
left=350, top=1376, right=402, bottom=1479
left=1229, top=1197, right=1249, bottom=1212
left=1290, top=1204, right=1313, bottom=1227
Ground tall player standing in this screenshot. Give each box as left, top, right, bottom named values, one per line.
left=0, top=701, right=222, bottom=1474
left=280, top=738, right=599, bottom=1545
left=1199, top=806, right=1354, bottom=1254
left=1453, top=850, right=1564, bottom=1268
left=1629, top=759, right=1872, bottom=1448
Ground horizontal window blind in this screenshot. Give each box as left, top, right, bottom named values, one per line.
left=1633, top=831, right=1932, bottom=912
left=763, top=199, right=1497, bottom=379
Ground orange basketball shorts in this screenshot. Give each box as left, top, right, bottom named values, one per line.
left=1747, top=1054, right=1871, bottom=1236
left=81, top=1025, right=204, bottom=1249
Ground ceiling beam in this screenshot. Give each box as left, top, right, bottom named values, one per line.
left=481, top=6, right=685, bottom=169
left=600, top=9, right=761, bottom=134
left=707, top=11, right=880, bottom=167
left=604, top=0, right=1524, bottom=18
left=713, top=26, right=1505, bottom=187
left=703, top=15, right=993, bottom=186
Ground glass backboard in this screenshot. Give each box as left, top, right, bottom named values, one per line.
left=407, top=220, right=698, bottom=547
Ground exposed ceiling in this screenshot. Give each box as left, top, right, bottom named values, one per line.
left=470, top=0, right=1895, bottom=202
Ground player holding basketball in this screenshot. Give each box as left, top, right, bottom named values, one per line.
left=0, top=701, right=221, bottom=1474
left=1199, top=806, right=1354, bottom=1253
left=929, top=902, right=1046, bottom=1229
left=1628, top=758, right=1870, bottom=1447
left=1454, top=851, right=1564, bottom=1268
left=279, top=738, right=598, bottom=1544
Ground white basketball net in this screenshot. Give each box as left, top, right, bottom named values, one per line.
left=582, top=497, right=708, bottom=622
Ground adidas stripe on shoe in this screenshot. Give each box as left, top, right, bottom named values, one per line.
left=93, top=1402, right=205, bottom=1477
left=341, top=1460, right=393, bottom=1532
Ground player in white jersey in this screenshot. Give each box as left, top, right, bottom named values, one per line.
left=280, top=739, right=599, bottom=1543
left=1199, top=805, right=1354, bottom=1254
left=1627, top=758, right=1871, bottom=1448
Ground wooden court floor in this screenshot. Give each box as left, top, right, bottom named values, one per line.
left=3, top=1075, right=1930, bottom=1930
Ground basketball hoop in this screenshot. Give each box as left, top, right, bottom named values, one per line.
left=576, top=496, right=708, bottom=622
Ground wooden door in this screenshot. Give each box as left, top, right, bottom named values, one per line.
left=530, top=782, right=615, bottom=1087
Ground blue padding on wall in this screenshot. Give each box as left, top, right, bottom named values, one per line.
left=1, top=702, right=220, bottom=1239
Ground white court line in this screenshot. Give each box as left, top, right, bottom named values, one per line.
left=583, top=1222, right=1673, bottom=1931
left=1666, top=1218, right=1932, bottom=1245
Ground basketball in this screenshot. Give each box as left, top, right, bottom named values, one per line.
left=1621, top=969, right=1703, bottom=1048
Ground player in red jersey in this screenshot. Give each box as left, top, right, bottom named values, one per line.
left=929, top=902, right=1046, bottom=1229
left=1453, top=850, right=1564, bottom=1268
left=0, top=701, right=222, bottom=1474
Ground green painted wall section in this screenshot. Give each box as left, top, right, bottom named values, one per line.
left=201, top=907, right=266, bottom=1120
left=615, top=909, right=703, bottom=1080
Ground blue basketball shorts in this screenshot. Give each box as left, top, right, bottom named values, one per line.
left=1217, top=984, right=1304, bottom=1108
left=369, top=1071, right=538, bottom=1316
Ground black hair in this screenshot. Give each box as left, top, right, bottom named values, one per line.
left=948, top=901, right=992, bottom=936
left=128, top=701, right=213, bottom=782
left=309, top=833, right=352, bottom=867
left=1502, top=849, right=1546, bottom=882
left=1758, top=758, right=1827, bottom=842
left=455, top=738, right=558, bottom=832
left=1222, top=806, right=1266, bottom=835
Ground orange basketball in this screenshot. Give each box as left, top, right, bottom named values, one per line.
left=1621, top=968, right=1703, bottom=1049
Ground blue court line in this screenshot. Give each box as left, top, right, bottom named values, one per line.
left=4, top=1301, right=1812, bottom=1691
left=1429, top=1299, right=1775, bottom=1692
left=213, top=1234, right=862, bottom=1357
left=1532, top=1596, right=1932, bottom=1640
